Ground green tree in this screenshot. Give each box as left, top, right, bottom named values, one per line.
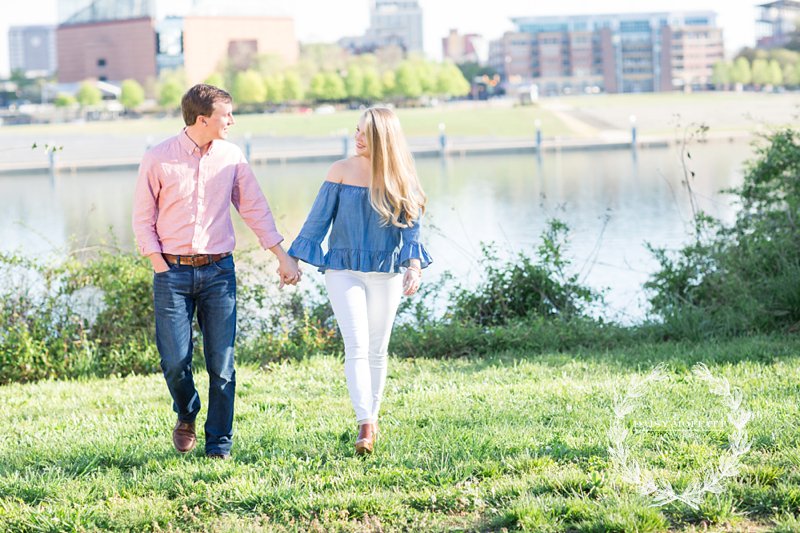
left=204, top=72, right=225, bottom=88
left=362, top=67, right=383, bottom=101
left=711, top=61, right=732, bottom=87
left=232, top=70, right=266, bottom=105
left=731, top=56, right=752, bottom=85
left=457, top=62, right=497, bottom=82
left=381, top=70, right=397, bottom=97
left=395, top=62, right=422, bottom=99
left=768, top=48, right=800, bottom=69
left=784, top=63, right=800, bottom=87
left=300, top=43, right=348, bottom=75
left=283, top=71, right=305, bottom=101
left=410, top=56, right=437, bottom=93
left=768, top=59, right=784, bottom=86
left=253, top=53, right=285, bottom=78
left=54, top=93, right=77, bottom=107
left=119, top=79, right=145, bottom=109
left=751, top=58, right=771, bottom=86
left=158, top=78, right=183, bottom=109
left=345, top=64, right=365, bottom=100
left=264, top=74, right=285, bottom=104
left=323, top=72, right=347, bottom=101
left=309, top=73, right=327, bottom=100
left=436, top=61, right=471, bottom=98
left=76, top=81, right=102, bottom=107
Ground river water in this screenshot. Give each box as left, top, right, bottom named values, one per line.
left=0, top=141, right=753, bottom=322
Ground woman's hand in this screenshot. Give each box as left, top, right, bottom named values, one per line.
left=403, top=265, right=422, bottom=296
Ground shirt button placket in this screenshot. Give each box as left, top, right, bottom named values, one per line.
left=191, top=155, right=203, bottom=253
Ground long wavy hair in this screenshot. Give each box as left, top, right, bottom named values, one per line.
left=362, top=107, right=427, bottom=228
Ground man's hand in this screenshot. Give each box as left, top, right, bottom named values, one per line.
left=149, top=253, right=170, bottom=274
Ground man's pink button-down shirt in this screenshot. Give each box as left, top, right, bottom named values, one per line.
left=132, top=130, right=284, bottom=256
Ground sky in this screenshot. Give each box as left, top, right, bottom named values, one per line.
left=1, top=0, right=758, bottom=77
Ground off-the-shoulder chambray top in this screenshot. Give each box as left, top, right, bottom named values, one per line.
left=288, top=181, right=432, bottom=273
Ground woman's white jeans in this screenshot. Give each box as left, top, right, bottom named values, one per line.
left=325, top=269, right=403, bottom=425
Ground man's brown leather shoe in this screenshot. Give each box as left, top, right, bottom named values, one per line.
left=173, top=420, right=196, bottom=453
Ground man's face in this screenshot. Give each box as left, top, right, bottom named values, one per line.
left=203, top=100, right=234, bottom=140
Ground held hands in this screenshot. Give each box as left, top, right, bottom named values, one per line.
left=277, top=256, right=302, bottom=289
left=403, top=264, right=422, bottom=296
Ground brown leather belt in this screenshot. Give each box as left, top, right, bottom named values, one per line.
left=162, top=252, right=231, bottom=267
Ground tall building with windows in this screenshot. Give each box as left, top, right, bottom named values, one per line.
left=9, top=26, right=57, bottom=77
left=489, top=11, right=723, bottom=95
left=366, top=0, right=423, bottom=53
left=756, top=0, right=800, bottom=48
left=55, top=0, right=298, bottom=85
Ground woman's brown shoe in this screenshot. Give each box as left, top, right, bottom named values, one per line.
left=354, top=423, right=375, bottom=455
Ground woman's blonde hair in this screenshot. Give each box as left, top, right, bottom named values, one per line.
left=362, top=107, right=427, bottom=228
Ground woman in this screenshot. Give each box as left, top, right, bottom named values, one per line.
left=288, top=107, right=432, bottom=455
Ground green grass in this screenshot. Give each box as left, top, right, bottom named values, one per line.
left=1, top=335, right=798, bottom=531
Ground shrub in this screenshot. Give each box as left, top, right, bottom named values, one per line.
left=448, top=220, right=600, bottom=326
left=646, top=128, right=800, bottom=336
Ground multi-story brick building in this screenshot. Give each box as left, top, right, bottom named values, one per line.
left=489, top=11, right=723, bottom=95
left=55, top=0, right=298, bottom=85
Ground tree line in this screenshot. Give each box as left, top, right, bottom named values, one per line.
left=712, top=48, right=800, bottom=89
left=59, top=45, right=472, bottom=111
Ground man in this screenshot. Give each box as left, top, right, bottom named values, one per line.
left=132, top=84, right=300, bottom=459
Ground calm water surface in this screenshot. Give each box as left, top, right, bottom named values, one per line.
left=0, top=142, right=752, bottom=321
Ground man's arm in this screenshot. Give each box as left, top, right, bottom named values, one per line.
left=132, top=153, right=167, bottom=272
left=232, top=158, right=300, bottom=287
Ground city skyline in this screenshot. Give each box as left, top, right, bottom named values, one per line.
left=2, top=0, right=758, bottom=77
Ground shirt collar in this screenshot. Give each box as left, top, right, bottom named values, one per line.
left=178, top=128, right=215, bottom=156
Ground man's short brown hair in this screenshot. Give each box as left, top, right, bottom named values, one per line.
left=181, top=84, right=232, bottom=126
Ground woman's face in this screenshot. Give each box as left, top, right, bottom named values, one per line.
left=355, top=115, right=369, bottom=157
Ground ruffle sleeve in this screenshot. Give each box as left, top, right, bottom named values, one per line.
left=288, top=181, right=340, bottom=267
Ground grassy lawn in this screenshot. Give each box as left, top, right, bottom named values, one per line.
left=2, top=92, right=797, bottom=147
left=552, top=91, right=800, bottom=137
left=1, top=335, right=799, bottom=531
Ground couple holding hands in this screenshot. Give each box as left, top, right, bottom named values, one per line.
left=132, top=84, right=431, bottom=459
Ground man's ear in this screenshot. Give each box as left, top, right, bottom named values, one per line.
left=196, top=116, right=208, bottom=126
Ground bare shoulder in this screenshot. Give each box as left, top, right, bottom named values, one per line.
left=324, top=159, right=347, bottom=184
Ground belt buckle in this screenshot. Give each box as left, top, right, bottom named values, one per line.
left=191, top=255, right=207, bottom=267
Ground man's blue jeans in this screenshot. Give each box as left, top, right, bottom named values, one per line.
left=153, top=255, right=237, bottom=455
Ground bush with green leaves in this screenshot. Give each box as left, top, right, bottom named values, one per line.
left=448, top=220, right=600, bottom=327
left=0, top=218, right=605, bottom=383
left=646, top=128, right=800, bottom=337
left=0, top=248, right=342, bottom=383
